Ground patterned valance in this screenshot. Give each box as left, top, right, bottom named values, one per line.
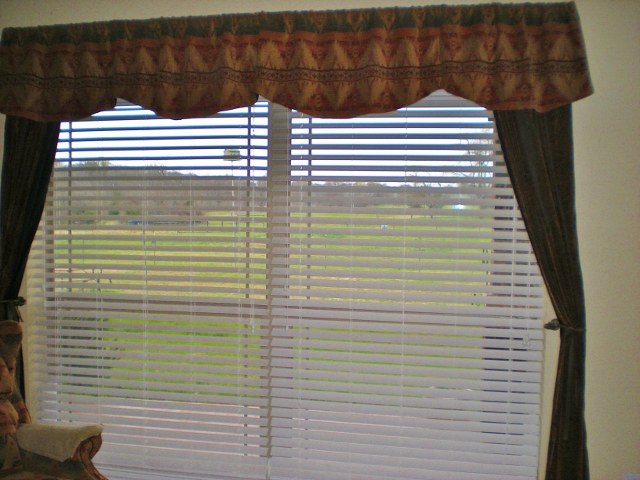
left=0, top=2, right=593, bottom=121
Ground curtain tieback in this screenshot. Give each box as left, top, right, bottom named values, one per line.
left=544, top=318, right=585, bottom=333
left=0, top=297, right=26, bottom=307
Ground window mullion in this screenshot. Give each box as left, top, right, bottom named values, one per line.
left=265, top=102, right=291, bottom=466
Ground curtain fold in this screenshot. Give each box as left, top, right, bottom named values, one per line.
left=0, top=2, right=592, bottom=121
left=494, top=106, right=588, bottom=480
left=0, top=116, right=60, bottom=319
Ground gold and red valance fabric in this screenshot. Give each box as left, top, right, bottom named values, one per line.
left=0, top=2, right=593, bottom=121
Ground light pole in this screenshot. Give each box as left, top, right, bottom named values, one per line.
left=224, top=148, right=241, bottom=214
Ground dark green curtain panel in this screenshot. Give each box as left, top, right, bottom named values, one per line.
left=494, top=106, right=588, bottom=480
left=1, top=116, right=60, bottom=316
left=0, top=116, right=60, bottom=396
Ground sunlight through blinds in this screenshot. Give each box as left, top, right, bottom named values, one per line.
left=30, top=102, right=271, bottom=478
left=27, top=91, right=544, bottom=480
left=267, top=93, right=543, bottom=480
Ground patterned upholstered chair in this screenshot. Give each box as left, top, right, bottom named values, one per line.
left=0, top=320, right=107, bottom=479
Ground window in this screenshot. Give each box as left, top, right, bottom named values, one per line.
left=27, top=91, right=544, bottom=480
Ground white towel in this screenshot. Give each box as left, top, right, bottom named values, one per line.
left=16, top=422, right=103, bottom=461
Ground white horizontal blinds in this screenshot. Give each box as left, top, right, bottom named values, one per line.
left=29, top=101, right=271, bottom=478
left=27, top=91, right=544, bottom=480
left=268, top=92, right=544, bottom=480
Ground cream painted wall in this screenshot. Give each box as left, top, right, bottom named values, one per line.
left=572, top=2, right=640, bottom=479
left=0, top=1, right=638, bottom=479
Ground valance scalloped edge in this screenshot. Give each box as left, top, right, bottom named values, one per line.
left=0, top=2, right=593, bottom=121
